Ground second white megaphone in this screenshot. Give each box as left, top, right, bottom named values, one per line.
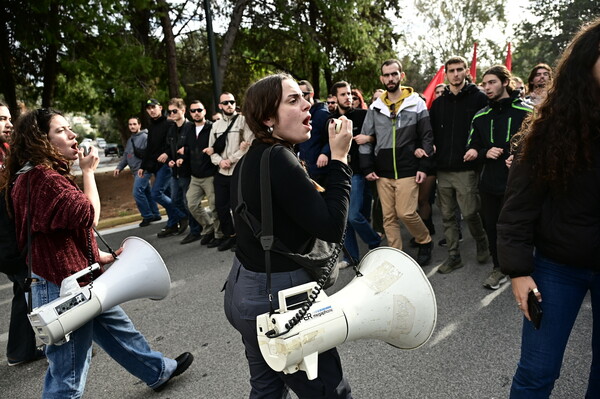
left=256, top=247, right=437, bottom=380
left=28, top=236, right=170, bottom=346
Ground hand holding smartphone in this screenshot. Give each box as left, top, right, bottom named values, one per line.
left=528, top=290, right=543, bottom=329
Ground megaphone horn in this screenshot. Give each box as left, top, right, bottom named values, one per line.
left=256, top=247, right=437, bottom=380
left=28, top=237, right=170, bottom=346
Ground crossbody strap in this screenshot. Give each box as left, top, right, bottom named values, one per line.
left=214, top=114, right=239, bottom=141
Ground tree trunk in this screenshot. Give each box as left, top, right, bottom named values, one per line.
left=0, top=9, right=19, bottom=117
left=308, top=0, right=321, bottom=98
left=216, top=0, right=250, bottom=95
left=157, top=0, right=180, bottom=98
left=41, top=1, right=60, bottom=108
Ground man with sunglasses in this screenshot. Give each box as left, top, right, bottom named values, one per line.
left=139, top=98, right=187, bottom=238
left=326, top=95, right=338, bottom=114
left=166, top=98, right=198, bottom=242
left=180, top=100, right=222, bottom=246
left=206, top=92, right=253, bottom=251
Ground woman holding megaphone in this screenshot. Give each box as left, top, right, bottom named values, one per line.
left=1, top=108, right=192, bottom=397
left=224, top=74, right=354, bottom=398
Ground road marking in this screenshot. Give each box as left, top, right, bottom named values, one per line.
left=479, top=283, right=511, bottom=309
left=0, top=282, right=12, bottom=291
left=97, top=223, right=140, bottom=235
left=0, top=298, right=12, bottom=307
left=170, top=279, right=186, bottom=289
left=0, top=332, right=7, bottom=343
left=426, top=266, right=440, bottom=279
left=429, top=322, right=457, bottom=347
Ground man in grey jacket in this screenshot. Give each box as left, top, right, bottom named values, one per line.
left=359, top=59, right=434, bottom=266
left=114, top=117, right=161, bottom=227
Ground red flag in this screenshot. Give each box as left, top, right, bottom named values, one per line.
left=505, top=42, right=512, bottom=71
left=470, top=42, right=478, bottom=82
left=423, top=65, right=445, bottom=109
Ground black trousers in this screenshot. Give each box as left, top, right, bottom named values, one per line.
left=214, top=173, right=235, bottom=237
left=480, top=191, right=505, bottom=269
left=224, top=258, right=352, bottom=399
left=7, top=269, right=37, bottom=362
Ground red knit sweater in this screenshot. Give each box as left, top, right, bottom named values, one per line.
left=11, top=165, right=100, bottom=286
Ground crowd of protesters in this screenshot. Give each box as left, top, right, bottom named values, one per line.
left=2, top=16, right=600, bottom=399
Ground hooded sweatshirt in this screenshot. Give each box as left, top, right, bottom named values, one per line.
left=359, top=87, right=434, bottom=178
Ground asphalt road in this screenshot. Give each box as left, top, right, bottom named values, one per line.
left=0, top=213, right=593, bottom=398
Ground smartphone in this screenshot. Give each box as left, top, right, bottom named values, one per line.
left=528, top=290, right=543, bottom=330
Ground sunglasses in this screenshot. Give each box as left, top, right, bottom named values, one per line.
left=220, top=100, right=236, bottom=105
left=326, top=101, right=337, bottom=105
left=167, top=109, right=179, bottom=115
left=189, top=108, right=204, bottom=113
left=302, top=91, right=312, bottom=96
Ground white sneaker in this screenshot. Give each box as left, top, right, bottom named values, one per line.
left=337, top=260, right=350, bottom=269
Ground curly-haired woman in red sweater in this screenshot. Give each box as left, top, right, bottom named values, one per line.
left=1, top=108, right=192, bottom=397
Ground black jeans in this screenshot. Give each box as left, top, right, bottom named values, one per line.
left=214, top=173, right=235, bottom=237
left=480, top=191, right=504, bottom=269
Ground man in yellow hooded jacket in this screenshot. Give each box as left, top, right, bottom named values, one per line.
left=359, top=59, right=434, bottom=266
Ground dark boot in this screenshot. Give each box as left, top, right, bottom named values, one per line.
left=416, top=241, right=433, bottom=267
left=423, top=217, right=435, bottom=236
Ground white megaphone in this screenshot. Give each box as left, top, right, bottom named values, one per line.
left=256, top=247, right=437, bottom=380
left=28, top=237, right=170, bottom=346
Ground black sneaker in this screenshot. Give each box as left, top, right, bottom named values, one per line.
left=8, top=345, right=45, bottom=366
left=157, top=225, right=179, bottom=238
left=153, top=352, right=194, bottom=392
left=177, top=218, right=189, bottom=235
left=139, top=218, right=152, bottom=227
left=151, top=215, right=162, bottom=222
left=206, top=237, right=224, bottom=248
left=180, top=233, right=201, bottom=245
left=200, top=231, right=215, bottom=245
left=218, top=236, right=236, bottom=251
left=416, top=241, right=433, bottom=266
left=409, top=237, right=419, bottom=248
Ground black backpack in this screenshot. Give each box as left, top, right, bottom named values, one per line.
left=0, top=163, right=33, bottom=276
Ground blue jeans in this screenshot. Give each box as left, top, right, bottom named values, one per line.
left=133, top=171, right=160, bottom=219
left=171, top=175, right=201, bottom=235
left=343, top=174, right=381, bottom=263
left=152, top=165, right=186, bottom=228
left=510, top=254, right=600, bottom=398
left=31, top=273, right=176, bottom=398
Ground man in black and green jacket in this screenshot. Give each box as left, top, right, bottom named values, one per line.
left=464, top=65, right=533, bottom=290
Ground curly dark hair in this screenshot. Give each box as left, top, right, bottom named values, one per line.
left=518, top=18, right=600, bottom=186
left=0, top=108, right=72, bottom=192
